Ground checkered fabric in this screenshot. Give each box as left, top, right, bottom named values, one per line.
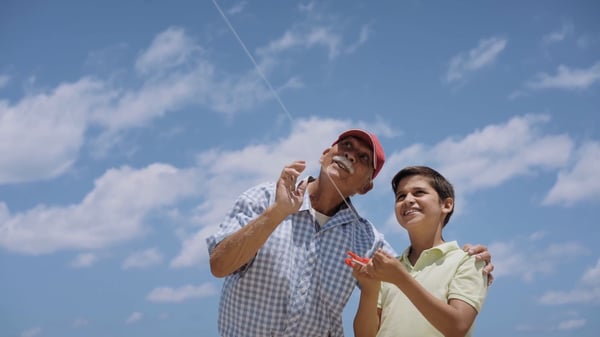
left=206, top=179, right=391, bottom=337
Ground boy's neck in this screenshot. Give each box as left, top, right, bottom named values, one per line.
left=407, top=236, right=445, bottom=265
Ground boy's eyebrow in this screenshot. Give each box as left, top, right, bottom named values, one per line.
left=394, top=185, right=431, bottom=196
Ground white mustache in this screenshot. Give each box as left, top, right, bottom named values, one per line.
left=333, top=155, right=355, bottom=174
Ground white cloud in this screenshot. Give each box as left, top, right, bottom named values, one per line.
left=146, top=283, right=218, bottom=303
left=539, top=259, right=600, bottom=305
left=226, top=1, right=247, bottom=16
left=125, top=311, right=143, bottom=324
left=487, top=236, right=589, bottom=282
left=122, top=248, right=164, bottom=269
left=170, top=227, right=215, bottom=268
left=543, top=141, right=600, bottom=205
left=70, top=253, right=99, bottom=268
left=345, top=25, right=371, bottom=54
left=298, top=1, right=316, bottom=13
left=135, top=27, right=199, bottom=75
left=0, top=74, right=10, bottom=89
left=0, top=164, right=201, bottom=255
left=515, top=315, right=586, bottom=333
left=379, top=114, right=573, bottom=195
left=1, top=11, right=376, bottom=184
left=577, top=34, right=599, bottom=49
left=538, top=287, right=600, bottom=305
left=72, top=317, right=89, bottom=327
left=557, top=318, right=586, bottom=330
left=527, top=61, right=600, bottom=90
left=0, top=25, right=310, bottom=184
left=542, top=23, right=574, bottom=45
left=581, top=258, right=600, bottom=286
left=21, top=327, right=42, bottom=337
left=529, top=231, right=546, bottom=241
left=256, top=26, right=342, bottom=63
left=255, top=6, right=369, bottom=68
left=0, top=78, right=108, bottom=184
left=445, top=37, right=507, bottom=83
left=516, top=316, right=586, bottom=332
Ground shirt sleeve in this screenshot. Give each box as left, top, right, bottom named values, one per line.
left=205, top=184, right=272, bottom=255
left=371, top=225, right=397, bottom=257
left=448, top=255, right=488, bottom=312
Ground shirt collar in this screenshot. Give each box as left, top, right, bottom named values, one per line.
left=400, top=241, right=460, bottom=267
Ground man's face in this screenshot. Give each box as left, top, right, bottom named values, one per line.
left=320, top=136, right=374, bottom=195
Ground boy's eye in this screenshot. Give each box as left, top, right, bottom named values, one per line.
left=395, top=194, right=405, bottom=201
left=359, top=153, right=370, bottom=164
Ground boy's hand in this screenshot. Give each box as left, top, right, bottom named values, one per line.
left=345, top=251, right=380, bottom=291
left=367, top=249, right=406, bottom=284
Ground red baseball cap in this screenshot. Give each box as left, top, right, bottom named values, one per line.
left=332, top=129, right=386, bottom=179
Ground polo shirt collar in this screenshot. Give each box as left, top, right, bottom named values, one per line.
left=400, top=241, right=460, bottom=269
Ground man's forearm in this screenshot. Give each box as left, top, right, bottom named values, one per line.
left=209, top=205, right=288, bottom=278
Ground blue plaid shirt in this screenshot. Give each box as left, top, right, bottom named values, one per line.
left=206, top=178, right=391, bottom=337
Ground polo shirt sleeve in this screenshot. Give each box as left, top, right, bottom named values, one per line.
left=448, top=255, right=488, bottom=312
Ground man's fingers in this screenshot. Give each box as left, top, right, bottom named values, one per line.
left=482, top=264, right=495, bottom=287
left=296, top=180, right=307, bottom=195
left=464, top=243, right=485, bottom=254
left=463, top=243, right=492, bottom=264
left=483, top=261, right=494, bottom=274
left=475, top=251, right=491, bottom=264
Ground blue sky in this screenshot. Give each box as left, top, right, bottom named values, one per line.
left=1, top=1, right=599, bottom=336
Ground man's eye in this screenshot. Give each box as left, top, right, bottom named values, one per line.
left=359, top=154, right=369, bottom=163
left=396, top=194, right=405, bottom=201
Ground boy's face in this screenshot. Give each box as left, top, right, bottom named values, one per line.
left=394, top=175, right=453, bottom=230
left=320, top=136, right=374, bottom=195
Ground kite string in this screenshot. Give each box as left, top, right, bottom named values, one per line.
left=211, top=0, right=362, bottom=225
left=211, top=0, right=294, bottom=124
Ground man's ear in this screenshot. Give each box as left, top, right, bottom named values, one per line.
left=359, top=180, right=373, bottom=195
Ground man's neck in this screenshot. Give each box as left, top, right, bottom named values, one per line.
left=307, top=178, right=347, bottom=216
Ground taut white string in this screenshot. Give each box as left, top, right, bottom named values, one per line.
left=212, top=0, right=294, bottom=124
left=211, top=0, right=362, bottom=225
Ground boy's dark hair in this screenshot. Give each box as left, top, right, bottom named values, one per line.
left=391, top=166, right=455, bottom=227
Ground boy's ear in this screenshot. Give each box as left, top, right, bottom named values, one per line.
left=442, top=197, right=454, bottom=214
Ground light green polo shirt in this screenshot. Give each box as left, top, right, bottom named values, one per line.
left=376, top=241, right=488, bottom=337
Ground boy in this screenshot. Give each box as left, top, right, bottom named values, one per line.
left=351, top=166, right=488, bottom=337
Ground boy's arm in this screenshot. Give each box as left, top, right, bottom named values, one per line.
left=391, top=271, right=478, bottom=337
left=352, top=265, right=381, bottom=337
left=368, top=251, right=479, bottom=337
